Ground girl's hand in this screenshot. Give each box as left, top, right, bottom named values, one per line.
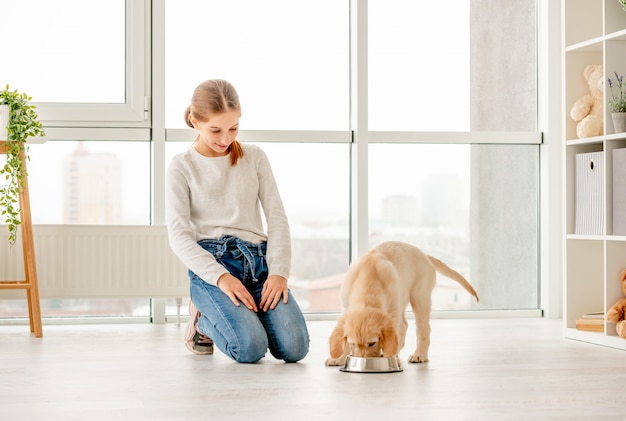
left=260, top=275, right=289, bottom=312
left=216, top=273, right=258, bottom=312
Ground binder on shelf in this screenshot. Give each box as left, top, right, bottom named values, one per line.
left=575, top=151, right=604, bottom=235
left=613, top=148, right=626, bottom=236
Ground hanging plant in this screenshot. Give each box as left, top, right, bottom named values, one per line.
left=0, top=86, right=45, bottom=245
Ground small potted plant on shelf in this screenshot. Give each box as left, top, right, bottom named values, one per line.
left=607, top=72, right=626, bottom=134
left=0, top=86, right=45, bottom=245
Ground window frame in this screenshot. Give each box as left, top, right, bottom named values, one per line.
left=33, top=0, right=150, bottom=128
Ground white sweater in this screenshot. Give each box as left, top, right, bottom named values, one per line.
left=165, top=143, right=291, bottom=286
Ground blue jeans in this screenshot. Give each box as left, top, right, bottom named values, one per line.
left=189, top=235, right=310, bottom=363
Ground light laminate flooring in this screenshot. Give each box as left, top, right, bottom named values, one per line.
left=1, top=318, right=626, bottom=420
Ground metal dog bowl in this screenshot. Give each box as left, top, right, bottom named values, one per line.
left=340, top=355, right=403, bottom=373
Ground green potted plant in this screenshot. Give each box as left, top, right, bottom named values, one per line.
left=0, top=86, right=45, bottom=245
left=619, top=0, right=626, bottom=12
left=607, top=72, right=626, bottom=134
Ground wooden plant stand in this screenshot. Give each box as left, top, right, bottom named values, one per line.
left=0, top=141, right=43, bottom=337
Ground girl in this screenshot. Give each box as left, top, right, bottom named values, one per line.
left=166, top=79, right=309, bottom=363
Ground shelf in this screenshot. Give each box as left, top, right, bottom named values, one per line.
left=562, top=0, right=626, bottom=351
left=565, top=136, right=604, bottom=146
left=565, top=234, right=604, bottom=240
left=563, top=328, right=626, bottom=351
left=605, top=29, right=626, bottom=41
left=570, top=235, right=626, bottom=242
left=564, top=38, right=604, bottom=52
left=605, top=133, right=626, bottom=141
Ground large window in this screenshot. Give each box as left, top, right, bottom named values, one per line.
left=0, top=0, right=541, bottom=320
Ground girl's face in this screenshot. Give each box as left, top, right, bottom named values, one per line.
left=192, top=110, right=240, bottom=157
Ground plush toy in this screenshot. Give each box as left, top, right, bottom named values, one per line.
left=569, top=64, right=604, bottom=139
left=606, top=269, right=626, bottom=339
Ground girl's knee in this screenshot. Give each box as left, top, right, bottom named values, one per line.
left=229, top=333, right=268, bottom=363
left=273, top=330, right=310, bottom=362
left=281, top=343, right=309, bottom=363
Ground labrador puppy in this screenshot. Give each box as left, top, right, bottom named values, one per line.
left=325, top=241, right=479, bottom=366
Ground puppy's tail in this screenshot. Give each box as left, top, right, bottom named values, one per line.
left=427, top=255, right=479, bottom=302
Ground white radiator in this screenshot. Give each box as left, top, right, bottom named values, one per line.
left=0, top=225, right=189, bottom=298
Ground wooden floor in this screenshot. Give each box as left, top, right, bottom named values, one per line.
left=1, top=318, right=626, bottom=420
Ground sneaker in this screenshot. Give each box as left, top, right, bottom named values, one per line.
left=185, top=301, right=214, bottom=355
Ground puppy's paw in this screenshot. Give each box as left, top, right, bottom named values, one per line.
left=408, top=353, right=429, bottom=363
left=325, top=356, right=346, bottom=366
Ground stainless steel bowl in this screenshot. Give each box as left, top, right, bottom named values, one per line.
left=339, top=355, right=403, bottom=373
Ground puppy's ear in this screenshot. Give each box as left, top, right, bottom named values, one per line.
left=378, top=314, right=399, bottom=357
left=329, top=318, right=347, bottom=358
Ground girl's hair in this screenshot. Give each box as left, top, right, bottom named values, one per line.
left=184, top=79, right=244, bottom=166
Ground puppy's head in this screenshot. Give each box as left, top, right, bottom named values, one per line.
left=329, top=308, right=399, bottom=358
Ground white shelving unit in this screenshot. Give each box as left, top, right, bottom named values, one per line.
left=563, top=0, right=626, bottom=350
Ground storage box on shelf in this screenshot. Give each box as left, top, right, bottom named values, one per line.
left=563, top=0, right=626, bottom=350
left=613, top=148, right=626, bottom=235
left=574, top=150, right=604, bottom=235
